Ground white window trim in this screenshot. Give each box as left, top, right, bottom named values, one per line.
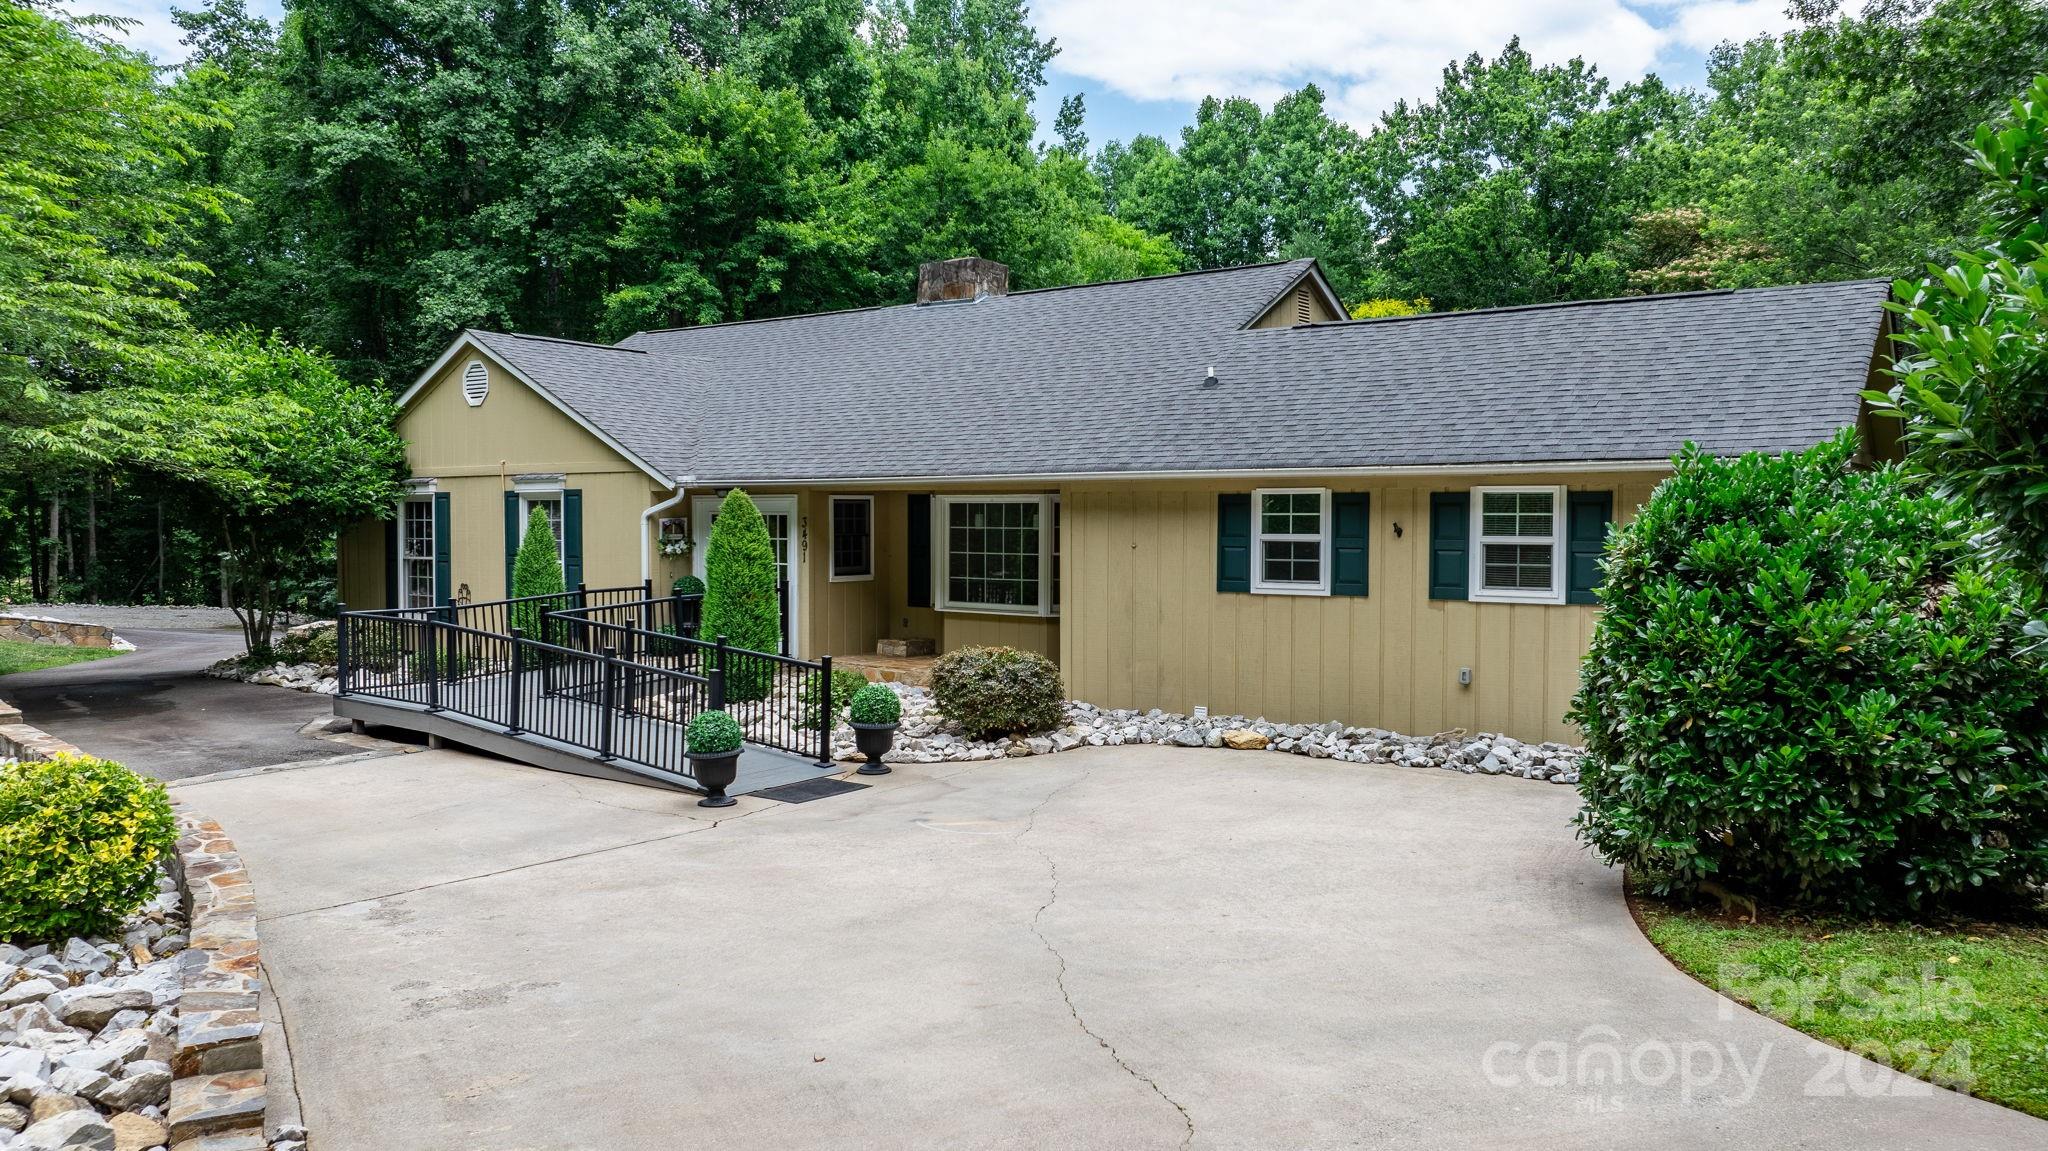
left=397, top=495, right=437, bottom=610
left=828, top=495, right=875, bottom=582
left=518, top=490, right=566, bottom=568
left=934, top=494, right=1060, bottom=617
left=1469, top=485, right=1568, bottom=605
left=1251, top=487, right=1333, bottom=596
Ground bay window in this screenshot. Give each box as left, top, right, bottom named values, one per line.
left=936, top=495, right=1059, bottom=616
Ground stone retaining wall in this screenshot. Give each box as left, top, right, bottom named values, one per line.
left=165, top=811, right=272, bottom=1148
left=0, top=613, right=117, bottom=648
left=0, top=720, right=80, bottom=762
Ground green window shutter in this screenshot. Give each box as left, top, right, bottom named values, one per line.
left=504, top=491, right=520, bottom=598
left=1217, top=493, right=1251, bottom=593
left=1331, top=491, right=1369, bottom=597
left=432, top=492, right=452, bottom=606
left=1428, top=492, right=1469, bottom=601
left=383, top=516, right=398, bottom=609
left=906, top=494, right=932, bottom=608
left=562, top=489, right=584, bottom=589
left=1566, top=491, right=1613, bottom=605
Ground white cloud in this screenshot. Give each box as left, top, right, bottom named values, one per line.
left=61, top=0, right=194, bottom=63
left=1035, top=0, right=1801, bottom=129
left=1654, top=0, right=1803, bottom=51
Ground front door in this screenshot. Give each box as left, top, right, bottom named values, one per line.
left=692, top=495, right=798, bottom=654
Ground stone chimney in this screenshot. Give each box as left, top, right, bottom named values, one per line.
left=916, top=257, right=1010, bottom=304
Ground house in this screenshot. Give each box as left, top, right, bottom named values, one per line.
left=337, top=258, right=1896, bottom=743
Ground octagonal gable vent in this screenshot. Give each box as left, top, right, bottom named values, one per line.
left=461, top=360, right=489, bottom=407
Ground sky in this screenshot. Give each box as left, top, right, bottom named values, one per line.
left=86, top=0, right=1809, bottom=144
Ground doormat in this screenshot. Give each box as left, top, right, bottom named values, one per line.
left=751, top=777, right=872, bottom=804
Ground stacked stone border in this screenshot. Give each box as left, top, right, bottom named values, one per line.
left=0, top=612, right=118, bottom=648
left=165, top=810, right=271, bottom=1149
left=1, top=715, right=279, bottom=1149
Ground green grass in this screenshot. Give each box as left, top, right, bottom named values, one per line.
left=0, top=638, right=122, bottom=677
left=1634, top=885, right=2048, bottom=1118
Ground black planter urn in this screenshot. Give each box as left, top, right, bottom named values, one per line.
left=852, top=722, right=898, bottom=775
left=687, top=748, right=741, bottom=807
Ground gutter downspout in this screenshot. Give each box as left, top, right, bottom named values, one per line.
left=640, top=485, right=690, bottom=585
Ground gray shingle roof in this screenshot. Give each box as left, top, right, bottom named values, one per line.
left=452, top=264, right=1891, bottom=485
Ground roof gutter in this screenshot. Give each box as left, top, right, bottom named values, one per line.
left=640, top=486, right=690, bottom=585
left=679, top=458, right=1678, bottom=489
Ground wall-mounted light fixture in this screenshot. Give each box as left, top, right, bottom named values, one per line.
left=1393, top=522, right=1404, bottom=538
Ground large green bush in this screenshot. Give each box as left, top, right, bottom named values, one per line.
left=701, top=489, right=781, bottom=702
left=1875, top=75, right=2048, bottom=629
left=930, top=646, right=1065, bottom=738
left=0, top=753, right=179, bottom=941
left=1875, top=76, right=2048, bottom=622
left=1570, top=433, right=2048, bottom=914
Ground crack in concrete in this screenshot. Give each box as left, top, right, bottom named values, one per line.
left=258, top=804, right=773, bottom=923
left=1017, top=767, right=1195, bottom=1150
left=260, top=957, right=309, bottom=1132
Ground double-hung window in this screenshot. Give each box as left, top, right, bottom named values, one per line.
left=936, top=495, right=1059, bottom=616
left=1470, top=486, right=1566, bottom=603
left=519, top=492, right=564, bottom=566
left=830, top=496, right=874, bottom=581
left=400, top=497, right=436, bottom=609
left=1252, top=488, right=1331, bottom=595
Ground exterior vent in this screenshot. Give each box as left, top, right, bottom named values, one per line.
left=462, top=360, right=489, bottom=407
left=916, top=257, right=1010, bottom=304
left=1294, top=290, right=1313, bottom=325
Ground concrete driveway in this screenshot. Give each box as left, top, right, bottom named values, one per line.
left=175, top=746, right=2047, bottom=1150
left=2, top=624, right=335, bottom=779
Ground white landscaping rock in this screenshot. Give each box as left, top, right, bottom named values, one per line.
left=821, top=684, right=1587, bottom=786
left=44, top=990, right=151, bottom=1033
left=86, top=1062, right=168, bottom=1112
left=15, top=1108, right=114, bottom=1151
left=0, top=1050, right=49, bottom=1084
left=0, top=982, right=57, bottom=1011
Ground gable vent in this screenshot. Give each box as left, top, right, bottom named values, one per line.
left=1293, top=290, right=1313, bottom=325
left=461, top=360, right=489, bottom=407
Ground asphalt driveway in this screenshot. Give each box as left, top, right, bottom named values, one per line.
left=172, top=745, right=2047, bottom=1150
left=1, top=622, right=337, bottom=779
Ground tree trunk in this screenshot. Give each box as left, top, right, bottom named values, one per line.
left=85, top=478, right=98, bottom=603
left=44, top=493, right=59, bottom=600
left=156, top=500, right=165, bottom=601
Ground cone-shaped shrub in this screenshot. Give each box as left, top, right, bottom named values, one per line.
left=702, top=489, right=781, bottom=701
left=1570, top=432, right=2048, bottom=915
left=508, top=506, right=564, bottom=642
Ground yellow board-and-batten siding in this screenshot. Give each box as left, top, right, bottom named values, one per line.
left=1058, top=473, right=1665, bottom=745
left=338, top=344, right=666, bottom=608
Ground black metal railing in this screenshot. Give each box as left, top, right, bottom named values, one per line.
left=335, top=582, right=833, bottom=776
left=542, top=592, right=831, bottom=762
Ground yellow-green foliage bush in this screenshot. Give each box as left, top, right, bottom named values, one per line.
left=0, top=753, right=178, bottom=941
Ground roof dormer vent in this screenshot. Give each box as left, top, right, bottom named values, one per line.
left=462, top=360, right=489, bottom=406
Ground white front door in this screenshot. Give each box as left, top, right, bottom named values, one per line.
left=692, top=495, right=798, bottom=653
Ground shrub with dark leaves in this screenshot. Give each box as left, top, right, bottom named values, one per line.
left=930, top=646, right=1064, bottom=738
left=1569, top=432, right=2048, bottom=914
